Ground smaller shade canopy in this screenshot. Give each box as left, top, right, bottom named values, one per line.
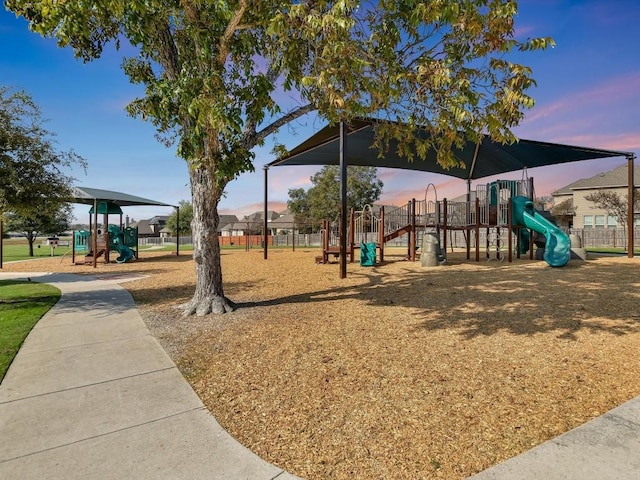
left=72, top=187, right=174, bottom=208
left=267, top=118, right=632, bottom=179
left=88, top=201, right=123, bottom=215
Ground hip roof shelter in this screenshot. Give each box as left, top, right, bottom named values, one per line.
left=265, top=118, right=635, bottom=277
left=1, top=187, right=178, bottom=269
left=71, top=187, right=179, bottom=268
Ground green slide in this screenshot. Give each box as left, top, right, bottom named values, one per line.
left=511, top=196, right=570, bottom=267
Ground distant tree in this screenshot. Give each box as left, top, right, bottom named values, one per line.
left=5, top=203, right=73, bottom=256
left=0, top=86, right=85, bottom=244
left=166, top=200, right=194, bottom=235
left=534, top=196, right=553, bottom=211
left=550, top=198, right=576, bottom=225
left=287, top=188, right=312, bottom=227
left=7, top=1, right=552, bottom=315
left=585, top=189, right=640, bottom=247
left=288, top=165, right=383, bottom=228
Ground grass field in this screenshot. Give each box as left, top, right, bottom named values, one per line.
left=0, top=236, right=195, bottom=262
left=587, top=246, right=640, bottom=255
left=1, top=237, right=73, bottom=262
left=0, top=280, right=60, bottom=382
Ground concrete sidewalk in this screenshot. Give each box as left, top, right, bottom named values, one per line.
left=468, top=397, right=640, bottom=479
left=0, top=272, right=298, bottom=480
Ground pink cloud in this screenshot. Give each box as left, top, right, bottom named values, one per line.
left=381, top=175, right=468, bottom=206
left=514, top=24, right=536, bottom=39
left=220, top=200, right=289, bottom=218
left=522, top=72, right=640, bottom=127
left=556, top=132, right=640, bottom=152
left=516, top=72, right=640, bottom=147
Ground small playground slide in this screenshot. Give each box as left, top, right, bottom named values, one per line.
left=115, top=244, right=135, bottom=263
left=511, top=196, right=570, bottom=267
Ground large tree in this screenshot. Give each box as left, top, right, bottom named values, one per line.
left=288, top=165, right=383, bottom=228
left=1, top=86, right=84, bottom=253
left=6, top=1, right=553, bottom=315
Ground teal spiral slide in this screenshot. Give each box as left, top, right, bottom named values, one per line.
left=511, top=196, right=571, bottom=267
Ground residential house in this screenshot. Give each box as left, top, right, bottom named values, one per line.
left=148, top=216, right=168, bottom=234
left=551, top=163, right=639, bottom=230
left=130, top=215, right=168, bottom=238
left=218, top=215, right=240, bottom=236
left=129, top=219, right=154, bottom=237
left=236, top=210, right=280, bottom=235
left=267, top=210, right=296, bottom=235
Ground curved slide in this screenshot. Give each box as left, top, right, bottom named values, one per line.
left=115, top=244, right=135, bottom=263
left=511, top=196, right=570, bottom=267
left=113, top=231, right=136, bottom=263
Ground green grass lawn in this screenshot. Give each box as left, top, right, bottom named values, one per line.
left=586, top=247, right=640, bottom=255
left=138, top=244, right=194, bottom=252
left=1, top=238, right=72, bottom=262
left=0, top=280, right=60, bottom=382
left=1, top=238, right=192, bottom=260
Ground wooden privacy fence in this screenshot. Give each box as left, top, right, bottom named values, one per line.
left=218, top=235, right=272, bottom=247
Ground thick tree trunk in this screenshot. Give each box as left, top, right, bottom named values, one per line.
left=182, top=164, right=236, bottom=316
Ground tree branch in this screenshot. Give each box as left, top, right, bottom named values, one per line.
left=218, top=0, right=248, bottom=65
left=155, top=18, right=180, bottom=80
left=244, top=103, right=316, bottom=148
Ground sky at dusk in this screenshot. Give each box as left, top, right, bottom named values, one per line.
left=1, top=1, right=638, bottom=223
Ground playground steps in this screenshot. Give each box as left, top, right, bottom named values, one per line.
left=77, top=249, right=106, bottom=265
left=316, top=245, right=355, bottom=264
left=383, top=225, right=412, bottom=243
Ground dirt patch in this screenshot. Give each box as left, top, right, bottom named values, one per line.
left=4, top=248, right=640, bottom=479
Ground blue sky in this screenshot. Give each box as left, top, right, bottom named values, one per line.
left=1, top=1, right=639, bottom=223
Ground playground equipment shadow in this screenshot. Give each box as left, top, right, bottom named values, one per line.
left=0, top=272, right=299, bottom=480
left=0, top=269, right=638, bottom=479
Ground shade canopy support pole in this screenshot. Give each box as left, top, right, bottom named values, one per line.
left=264, top=166, right=269, bottom=260
left=176, top=206, right=180, bottom=257
left=93, top=198, right=98, bottom=269
left=628, top=155, right=636, bottom=258
left=339, top=121, right=347, bottom=279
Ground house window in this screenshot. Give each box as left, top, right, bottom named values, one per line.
left=607, top=216, right=618, bottom=228
left=583, top=215, right=593, bottom=228
left=595, top=215, right=605, bottom=228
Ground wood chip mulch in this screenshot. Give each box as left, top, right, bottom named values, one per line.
left=5, top=248, right=640, bottom=479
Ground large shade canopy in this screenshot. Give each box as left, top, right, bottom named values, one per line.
left=72, top=187, right=174, bottom=208
left=263, top=118, right=636, bottom=272
left=267, top=118, right=631, bottom=179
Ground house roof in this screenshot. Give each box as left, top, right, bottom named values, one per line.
left=219, top=214, right=239, bottom=225
left=129, top=219, right=154, bottom=235
left=268, top=213, right=296, bottom=228
left=552, top=178, right=587, bottom=196
left=243, top=210, right=280, bottom=222
left=267, top=118, right=632, bottom=180
left=553, top=162, right=640, bottom=195
left=149, top=216, right=169, bottom=225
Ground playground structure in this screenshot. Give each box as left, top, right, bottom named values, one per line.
left=318, top=177, right=571, bottom=268
left=72, top=201, right=139, bottom=265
